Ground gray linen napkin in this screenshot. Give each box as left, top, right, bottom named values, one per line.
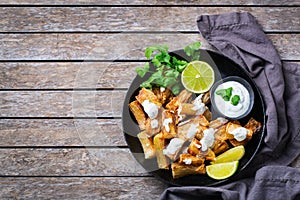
left=159, top=12, right=300, bottom=200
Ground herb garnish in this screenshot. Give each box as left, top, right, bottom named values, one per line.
left=216, top=87, right=241, bottom=106
left=231, top=95, right=240, bottom=106
left=135, top=42, right=201, bottom=95
left=184, top=41, right=201, bottom=61
left=216, top=87, right=232, bottom=101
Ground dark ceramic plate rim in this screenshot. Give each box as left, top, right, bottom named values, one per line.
left=122, top=49, right=266, bottom=186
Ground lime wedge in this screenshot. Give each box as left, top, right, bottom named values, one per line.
left=211, top=145, right=245, bottom=165
left=206, top=161, right=239, bottom=180
left=181, top=61, right=215, bottom=93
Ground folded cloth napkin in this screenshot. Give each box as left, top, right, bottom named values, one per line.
left=159, top=12, right=300, bottom=200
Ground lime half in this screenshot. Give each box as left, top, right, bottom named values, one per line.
left=211, top=145, right=245, bottom=165
left=206, top=161, right=239, bottom=180
left=181, top=61, right=215, bottom=93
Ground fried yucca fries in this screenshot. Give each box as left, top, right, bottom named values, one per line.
left=244, top=117, right=262, bottom=134
left=137, top=131, right=156, bottom=159
left=162, top=110, right=177, bottom=139
left=171, top=162, right=206, bottom=179
left=153, top=133, right=169, bottom=169
left=166, top=89, right=192, bottom=111
left=129, top=100, right=147, bottom=130
left=178, top=154, right=205, bottom=166
left=129, top=87, right=262, bottom=179
left=136, top=87, right=162, bottom=106
left=145, top=108, right=162, bottom=137
left=152, top=87, right=174, bottom=105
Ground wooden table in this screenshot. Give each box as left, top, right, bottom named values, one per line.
left=0, top=1, right=299, bottom=199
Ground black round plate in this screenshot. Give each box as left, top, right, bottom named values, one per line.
left=122, top=49, right=265, bottom=186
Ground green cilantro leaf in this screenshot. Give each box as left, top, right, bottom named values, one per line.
left=136, top=62, right=150, bottom=78
left=216, top=87, right=233, bottom=101
left=155, top=52, right=171, bottom=65
left=151, top=57, right=161, bottom=67
left=184, top=41, right=201, bottom=61
left=172, top=57, right=187, bottom=72
left=231, top=95, right=240, bottom=106
left=145, top=45, right=168, bottom=59
left=165, top=69, right=179, bottom=78
left=171, top=84, right=180, bottom=95
left=138, top=42, right=201, bottom=95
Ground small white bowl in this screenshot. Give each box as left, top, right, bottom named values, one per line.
left=210, top=76, right=254, bottom=120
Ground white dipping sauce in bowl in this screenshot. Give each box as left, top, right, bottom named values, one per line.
left=210, top=76, right=254, bottom=120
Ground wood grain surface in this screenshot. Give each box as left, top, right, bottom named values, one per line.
left=0, top=148, right=147, bottom=176
left=0, top=90, right=125, bottom=117
left=0, top=62, right=138, bottom=89
left=0, top=7, right=299, bottom=32
left=0, top=177, right=168, bottom=200
left=1, top=0, right=299, bottom=5
left=0, top=2, right=299, bottom=199
left=0, top=34, right=299, bottom=60
left=0, top=61, right=298, bottom=89
left=0, top=119, right=125, bottom=146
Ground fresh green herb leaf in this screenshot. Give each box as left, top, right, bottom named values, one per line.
left=151, top=57, right=161, bottom=67
left=165, top=69, right=179, bottom=78
left=184, top=41, right=201, bottom=61
left=171, top=84, right=181, bottom=95
left=136, top=62, right=150, bottom=78
left=138, top=42, right=200, bottom=95
left=231, top=95, right=240, bottom=106
left=163, top=77, right=177, bottom=87
left=172, top=57, right=188, bottom=72
left=140, top=80, right=152, bottom=89
left=145, top=45, right=168, bottom=59
left=155, top=52, right=171, bottom=65
left=216, top=87, right=233, bottom=101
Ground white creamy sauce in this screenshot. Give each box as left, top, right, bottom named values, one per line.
left=160, top=87, right=165, bottom=92
left=142, top=100, right=159, bottom=119
left=150, top=119, right=159, bottom=129
left=192, top=94, right=206, bottom=115
left=195, top=143, right=201, bottom=149
left=217, top=117, right=228, bottom=124
left=177, top=104, right=184, bottom=121
left=187, top=124, right=199, bottom=139
left=214, top=81, right=250, bottom=118
left=163, top=118, right=173, bottom=132
left=178, top=119, right=191, bottom=127
left=200, top=128, right=215, bottom=151
left=183, top=158, right=192, bottom=165
left=229, top=127, right=248, bottom=141
left=194, top=94, right=203, bottom=105
left=163, top=138, right=184, bottom=155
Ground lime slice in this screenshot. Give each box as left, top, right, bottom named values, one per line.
left=206, top=161, right=239, bottom=180
left=211, top=145, right=245, bottom=165
left=181, top=61, right=215, bottom=93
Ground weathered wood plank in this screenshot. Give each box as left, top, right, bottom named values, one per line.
left=0, top=119, right=125, bottom=146
left=0, top=61, right=298, bottom=90
left=0, top=148, right=147, bottom=176
left=0, top=177, right=167, bottom=200
left=0, top=91, right=125, bottom=117
left=0, top=0, right=299, bottom=5
left=0, top=7, right=299, bottom=32
left=0, top=62, right=138, bottom=89
left=0, top=34, right=298, bottom=60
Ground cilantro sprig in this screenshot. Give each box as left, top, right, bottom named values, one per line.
left=231, top=95, right=240, bottom=106
left=216, top=87, right=232, bottom=101
left=216, top=87, right=241, bottom=106
left=184, top=41, right=201, bottom=61
left=135, top=42, right=201, bottom=95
